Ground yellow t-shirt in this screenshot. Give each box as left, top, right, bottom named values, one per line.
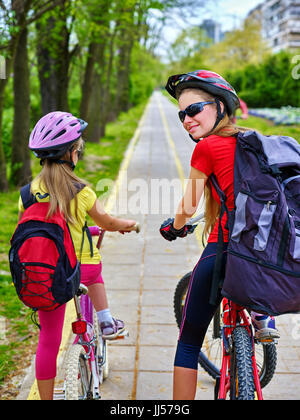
left=18, top=180, right=101, bottom=265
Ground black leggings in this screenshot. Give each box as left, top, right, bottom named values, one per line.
left=174, top=243, right=227, bottom=370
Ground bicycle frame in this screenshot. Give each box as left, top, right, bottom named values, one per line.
left=217, top=298, right=263, bottom=400
left=72, top=287, right=101, bottom=399
left=66, top=225, right=134, bottom=400
left=68, top=227, right=106, bottom=400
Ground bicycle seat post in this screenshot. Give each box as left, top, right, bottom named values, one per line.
left=74, top=284, right=88, bottom=319
left=74, top=294, right=83, bottom=319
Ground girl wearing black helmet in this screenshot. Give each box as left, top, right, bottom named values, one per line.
left=160, top=70, right=279, bottom=399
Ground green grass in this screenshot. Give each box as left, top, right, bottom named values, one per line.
left=0, top=100, right=147, bottom=391
left=237, top=114, right=300, bottom=143
left=0, top=274, right=37, bottom=388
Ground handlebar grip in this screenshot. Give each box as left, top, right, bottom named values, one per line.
left=89, top=226, right=100, bottom=236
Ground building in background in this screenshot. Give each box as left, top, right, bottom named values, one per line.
left=248, top=0, right=300, bottom=52
left=200, top=19, right=224, bottom=44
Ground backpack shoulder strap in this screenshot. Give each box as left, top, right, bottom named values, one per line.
left=208, top=175, right=229, bottom=306
left=20, top=183, right=36, bottom=210
left=75, top=182, right=86, bottom=194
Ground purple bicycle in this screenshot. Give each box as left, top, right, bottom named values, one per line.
left=64, top=224, right=139, bottom=400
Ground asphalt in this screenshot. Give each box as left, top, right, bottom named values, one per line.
left=17, top=91, right=300, bottom=400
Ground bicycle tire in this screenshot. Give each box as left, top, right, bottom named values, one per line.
left=65, top=344, right=93, bottom=400
left=93, top=308, right=109, bottom=381
left=173, top=271, right=192, bottom=328
left=230, top=326, right=255, bottom=400
left=173, top=272, right=277, bottom=388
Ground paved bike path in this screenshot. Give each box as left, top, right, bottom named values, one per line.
left=19, top=92, right=300, bottom=400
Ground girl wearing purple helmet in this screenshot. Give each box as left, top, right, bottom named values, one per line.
left=160, top=70, right=279, bottom=400
left=19, top=111, right=136, bottom=400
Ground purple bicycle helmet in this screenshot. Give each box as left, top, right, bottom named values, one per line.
left=29, top=111, right=88, bottom=160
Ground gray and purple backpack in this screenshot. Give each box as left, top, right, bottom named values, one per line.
left=210, top=130, right=300, bottom=316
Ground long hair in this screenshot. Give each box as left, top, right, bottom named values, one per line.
left=32, top=138, right=86, bottom=224
left=177, top=87, right=249, bottom=239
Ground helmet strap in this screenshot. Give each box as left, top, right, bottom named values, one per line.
left=55, top=159, right=76, bottom=171
left=40, top=158, right=75, bottom=170
left=211, top=98, right=225, bottom=131
left=189, top=134, right=200, bottom=143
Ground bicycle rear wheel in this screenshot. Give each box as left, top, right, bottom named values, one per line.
left=173, top=272, right=277, bottom=388
left=65, top=344, right=93, bottom=400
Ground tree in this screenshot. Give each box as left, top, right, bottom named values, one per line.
left=36, top=0, right=73, bottom=114
left=203, top=17, right=270, bottom=75
left=0, top=0, right=64, bottom=190
left=10, top=1, right=31, bottom=186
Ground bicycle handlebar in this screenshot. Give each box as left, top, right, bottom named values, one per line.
left=124, top=223, right=140, bottom=233
left=88, top=223, right=140, bottom=236
left=186, top=212, right=205, bottom=226
left=89, top=226, right=101, bottom=236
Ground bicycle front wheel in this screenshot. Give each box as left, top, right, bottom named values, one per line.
left=230, top=326, right=255, bottom=400
left=198, top=309, right=277, bottom=389
left=65, top=344, right=92, bottom=400
left=173, top=272, right=277, bottom=388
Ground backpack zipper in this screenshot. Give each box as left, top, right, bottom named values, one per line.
left=21, top=261, right=56, bottom=270
left=240, top=189, right=278, bottom=206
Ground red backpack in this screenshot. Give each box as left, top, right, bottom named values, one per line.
left=9, top=184, right=81, bottom=313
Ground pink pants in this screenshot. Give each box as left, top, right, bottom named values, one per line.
left=35, top=263, right=103, bottom=380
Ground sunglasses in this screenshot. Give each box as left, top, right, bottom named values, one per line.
left=178, top=101, right=215, bottom=123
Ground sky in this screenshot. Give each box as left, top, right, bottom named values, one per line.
left=155, top=0, right=263, bottom=60
left=210, top=0, right=263, bottom=30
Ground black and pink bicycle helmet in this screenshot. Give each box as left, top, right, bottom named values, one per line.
left=29, top=111, right=88, bottom=160
left=165, top=70, right=240, bottom=117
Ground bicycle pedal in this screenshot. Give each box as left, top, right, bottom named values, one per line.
left=260, top=338, right=278, bottom=345
left=53, top=388, right=65, bottom=400
left=116, top=330, right=129, bottom=340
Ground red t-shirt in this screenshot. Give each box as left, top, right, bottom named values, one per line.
left=190, top=135, right=236, bottom=242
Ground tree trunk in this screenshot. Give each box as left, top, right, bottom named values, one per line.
left=0, top=67, right=10, bottom=191
left=115, top=32, right=134, bottom=115
left=37, top=2, right=70, bottom=114
left=10, top=25, right=31, bottom=186
left=85, top=40, right=107, bottom=142
left=80, top=0, right=111, bottom=141
left=80, top=41, right=101, bottom=122
left=114, top=2, right=137, bottom=116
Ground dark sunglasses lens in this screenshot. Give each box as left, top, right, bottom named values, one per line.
left=186, top=103, right=203, bottom=117
left=178, top=102, right=208, bottom=123
left=178, top=111, right=185, bottom=122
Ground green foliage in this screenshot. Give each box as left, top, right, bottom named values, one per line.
left=0, top=275, right=38, bottom=387
left=226, top=50, right=300, bottom=108
left=130, top=43, right=165, bottom=106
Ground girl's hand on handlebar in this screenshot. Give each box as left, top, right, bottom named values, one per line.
left=119, top=220, right=140, bottom=234
left=160, top=218, right=196, bottom=241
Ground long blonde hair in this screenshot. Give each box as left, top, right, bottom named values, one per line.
left=32, top=138, right=86, bottom=224
left=178, top=88, right=249, bottom=239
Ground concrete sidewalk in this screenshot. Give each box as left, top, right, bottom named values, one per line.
left=18, top=92, right=300, bottom=400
